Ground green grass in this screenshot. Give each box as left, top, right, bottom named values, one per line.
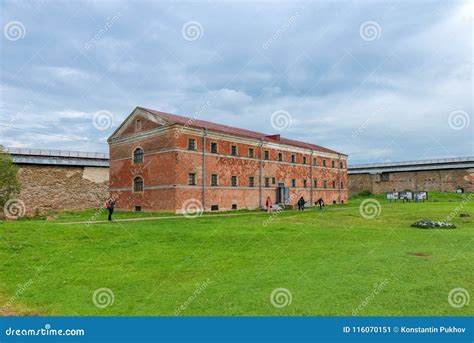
left=0, top=193, right=472, bottom=316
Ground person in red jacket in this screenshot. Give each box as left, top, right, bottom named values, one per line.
left=265, top=196, right=273, bottom=213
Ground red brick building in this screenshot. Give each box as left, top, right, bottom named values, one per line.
left=108, top=107, right=348, bottom=213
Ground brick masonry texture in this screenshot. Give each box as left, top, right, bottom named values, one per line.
left=348, top=169, right=474, bottom=196
left=108, top=107, right=349, bottom=212
left=16, top=165, right=109, bottom=215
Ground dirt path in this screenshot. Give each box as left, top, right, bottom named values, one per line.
left=57, top=211, right=272, bottom=225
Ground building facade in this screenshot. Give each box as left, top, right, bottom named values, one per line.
left=108, top=107, right=348, bottom=212
left=348, top=157, right=474, bottom=196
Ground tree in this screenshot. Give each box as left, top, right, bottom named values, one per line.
left=0, top=146, right=20, bottom=217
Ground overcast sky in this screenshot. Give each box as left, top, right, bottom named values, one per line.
left=1, top=0, right=472, bottom=164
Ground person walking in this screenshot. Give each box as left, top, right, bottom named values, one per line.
left=106, top=198, right=116, bottom=221
left=298, top=197, right=306, bottom=211
left=265, top=196, right=273, bottom=213
left=316, top=197, right=325, bottom=210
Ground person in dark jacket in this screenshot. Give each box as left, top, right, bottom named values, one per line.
left=106, top=199, right=116, bottom=221
left=316, top=197, right=325, bottom=210
left=297, top=197, right=306, bottom=211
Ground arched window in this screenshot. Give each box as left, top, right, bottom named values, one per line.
left=133, top=176, right=144, bottom=192
left=133, top=147, right=143, bottom=164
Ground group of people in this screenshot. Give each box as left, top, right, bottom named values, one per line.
left=265, top=196, right=325, bottom=213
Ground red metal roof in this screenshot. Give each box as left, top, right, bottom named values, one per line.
left=139, top=107, right=344, bottom=156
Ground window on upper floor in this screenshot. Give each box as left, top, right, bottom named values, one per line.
left=264, top=150, right=270, bottom=160
left=249, top=176, right=255, bottom=187
left=313, top=158, right=317, bottom=166
left=303, top=180, right=307, bottom=188
left=303, top=156, right=307, bottom=164
left=332, top=160, right=335, bottom=168
left=188, top=138, right=196, bottom=150
left=291, top=154, right=296, bottom=163
left=323, top=159, right=326, bottom=167
left=133, top=147, right=144, bottom=164
left=291, top=179, right=296, bottom=187
left=248, top=148, right=254, bottom=158
left=188, top=173, right=196, bottom=186
left=314, top=179, right=317, bottom=188
left=231, top=176, right=238, bottom=187
left=211, top=142, right=218, bottom=154
left=278, top=152, right=283, bottom=161
left=265, top=177, right=270, bottom=188
left=231, top=145, right=237, bottom=156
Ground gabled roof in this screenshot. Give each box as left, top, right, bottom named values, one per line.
left=138, top=107, right=345, bottom=156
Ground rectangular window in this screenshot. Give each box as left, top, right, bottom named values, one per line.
left=341, top=182, right=344, bottom=189
left=211, top=174, right=218, bottom=186
left=211, top=142, right=218, bottom=154
left=313, top=179, right=317, bottom=188
left=291, top=179, right=296, bottom=187
left=332, top=181, right=336, bottom=188
left=211, top=205, right=219, bottom=211
left=331, top=160, right=335, bottom=168
left=249, top=176, right=255, bottom=187
left=313, top=158, right=317, bottom=166
left=188, top=138, right=196, bottom=150
left=323, top=159, right=326, bottom=167
left=231, top=176, right=237, bottom=187
left=340, top=161, right=343, bottom=169
left=231, top=204, right=237, bottom=210
left=291, top=154, right=296, bottom=163
left=248, top=148, right=254, bottom=158
left=303, top=156, right=307, bottom=164
left=323, top=181, right=327, bottom=188
left=272, top=177, right=276, bottom=185
left=231, top=145, right=237, bottom=156
left=134, top=205, right=142, bottom=212
left=135, top=119, right=142, bottom=132
left=188, top=173, right=196, bottom=185
left=303, top=180, right=307, bottom=188
left=264, top=150, right=270, bottom=160
left=278, top=152, right=283, bottom=161
left=265, top=177, right=270, bottom=188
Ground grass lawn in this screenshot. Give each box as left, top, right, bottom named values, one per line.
left=0, top=193, right=472, bottom=316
